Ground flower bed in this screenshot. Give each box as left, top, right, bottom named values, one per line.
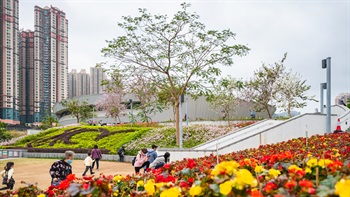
left=1, top=132, right=349, bottom=197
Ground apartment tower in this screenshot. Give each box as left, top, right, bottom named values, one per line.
left=34, top=5, right=68, bottom=120
left=0, top=0, right=19, bottom=123
left=19, top=30, right=35, bottom=123
left=68, top=69, right=90, bottom=98
left=90, top=66, right=107, bottom=95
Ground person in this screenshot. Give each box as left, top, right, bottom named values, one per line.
left=118, top=146, right=125, bottom=162
left=147, top=144, right=158, bottom=164
left=150, top=152, right=170, bottom=169
left=134, top=148, right=150, bottom=174
left=250, top=110, right=256, bottom=119
left=0, top=162, right=15, bottom=190
left=82, top=151, right=95, bottom=176
left=222, top=111, right=227, bottom=120
left=91, top=145, right=102, bottom=170
left=49, top=151, right=74, bottom=186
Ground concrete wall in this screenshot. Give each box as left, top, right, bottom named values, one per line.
left=23, top=152, right=134, bottom=162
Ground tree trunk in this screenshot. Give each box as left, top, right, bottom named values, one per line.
left=77, top=116, right=80, bottom=123
left=227, top=112, right=230, bottom=126
left=288, top=103, right=291, bottom=118
left=175, top=99, right=180, bottom=146
left=265, top=105, right=272, bottom=119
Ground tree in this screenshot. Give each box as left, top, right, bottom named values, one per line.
left=0, top=122, right=12, bottom=141
left=102, top=3, right=249, bottom=145
left=276, top=70, right=316, bottom=117
left=61, top=99, right=92, bottom=123
left=96, top=91, right=126, bottom=123
left=41, top=115, right=58, bottom=130
left=244, top=53, right=287, bottom=118
left=207, top=76, right=243, bottom=125
left=128, top=74, right=163, bottom=125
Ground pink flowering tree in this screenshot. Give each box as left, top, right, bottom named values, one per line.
left=96, top=89, right=126, bottom=123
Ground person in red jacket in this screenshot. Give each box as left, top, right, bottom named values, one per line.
left=91, top=145, right=102, bottom=170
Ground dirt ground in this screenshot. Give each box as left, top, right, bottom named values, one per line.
left=0, top=158, right=134, bottom=190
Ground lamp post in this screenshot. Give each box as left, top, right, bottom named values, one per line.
left=322, top=57, right=331, bottom=134
left=320, top=83, right=326, bottom=114
left=129, top=99, right=133, bottom=128
left=186, top=89, right=189, bottom=126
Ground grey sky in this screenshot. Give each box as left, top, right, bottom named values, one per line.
left=20, top=0, right=350, bottom=113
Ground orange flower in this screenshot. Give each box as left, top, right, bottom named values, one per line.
left=299, top=180, right=313, bottom=188
left=285, top=180, right=296, bottom=189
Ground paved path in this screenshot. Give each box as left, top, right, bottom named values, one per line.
left=0, top=158, right=134, bottom=190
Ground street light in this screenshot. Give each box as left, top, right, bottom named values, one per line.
left=322, top=57, right=331, bottom=134
left=129, top=99, right=133, bottom=128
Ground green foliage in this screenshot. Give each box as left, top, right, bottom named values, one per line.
left=61, top=99, right=92, bottom=123
left=13, top=126, right=150, bottom=154
left=0, top=122, right=12, bottom=141
left=40, top=115, right=58, bottom=130
left=347, top=98, right=350, bottom=109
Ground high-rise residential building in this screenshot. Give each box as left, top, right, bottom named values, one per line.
left=68, top=69, right=90, bottom=98
left=90, top=66, right=107, bottom=95
left=0, top=0, right=19, bottom=124
left=19, top=30, right=35, bottom=123
left=34, top=5, right=68, bottom=121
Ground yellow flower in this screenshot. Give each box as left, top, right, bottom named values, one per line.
left=37, top=195, right=45, bottom=197
left=254, top=165, right=265, bottom=174
left=235, top=169, right=257, bottom=187
left=307, top=153, right=312, bottom=157
left=160, top=187, right=181, bottom=197
left=113, top=190, right=119, bottom=196
left=220, top=180, right=234, bottom=196
left=305, top=167, right=312, bottom=174
left=268, top=169, right=281, bottom=178
left=288, top=165, right=302, bottom=171
left=335, top=179, right=350, bottom=197
left=318, top=159, right=332, bottom=168
left=211, top=161, right=239, bottom=176
left=156, top=182, right=165, bottom=189
left=113, top=175, right=124, bottom=182
left=137, top=180, right=144, bottom=187
left=189, top=185, right=202, bottom=196
left=145, top=179, right=156, bottom=196
left=307, top=158, right=318, bottom=167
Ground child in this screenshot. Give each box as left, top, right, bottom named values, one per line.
left=82, top=152, right=95, bottom=176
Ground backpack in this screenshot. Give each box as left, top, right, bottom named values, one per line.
left=131, top=156, right=136, bottom=166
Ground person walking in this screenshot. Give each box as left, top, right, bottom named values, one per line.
left=49, top=151, right=74, bottom=186
left=134, top=148, right=150, bottom=174
left=150, top=152, right=170, bottom=169
left=0, top=162, right=15, bottom=190
left=82, top=152, right=95, bottom=176
left=91, top=145, right=102, bottom=170
left=118, top=146, right=125, bottom=162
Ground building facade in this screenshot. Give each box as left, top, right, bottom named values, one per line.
left=19, top=30, right=35, bottom=123
left=68, top=69, right=90, bottom=98
left=90, top=66, right=107, bottom=95
left=33, top=5, right=68, bottom=122
left=0, top=0, right=19, bottom=123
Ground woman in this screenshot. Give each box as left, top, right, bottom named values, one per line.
left=0, top=162, right=15, bottom=190
left=150, top=152, right=170, bottom=169
left=49, top=151, right=74, bottom=186
left=134, top=148, right=150, bottom=174
left=91, top=145, right=102, bottom=170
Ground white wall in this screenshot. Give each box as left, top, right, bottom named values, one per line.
left=160, top=105, right=350, bottom=161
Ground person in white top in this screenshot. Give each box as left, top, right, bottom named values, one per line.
left=82, top=152, right=95, bottom=176
left=0, top=162, right=15, bottom=190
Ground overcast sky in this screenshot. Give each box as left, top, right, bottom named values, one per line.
left=20, top=0, right=350, bottom=113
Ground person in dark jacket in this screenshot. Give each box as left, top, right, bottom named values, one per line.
left=49, top=151, right=74, bottom=186
left=0, top=162, right=15, bottom=190
left=118, top=146, right=125, bottom=162
left=91, top=145, right=102, bottom=170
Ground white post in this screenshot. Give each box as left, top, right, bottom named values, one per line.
left=216, top=140, right=219, bottom=164
left=186, top=89, right=189, bottom=127
left=179, top=95, right=183, bottom=148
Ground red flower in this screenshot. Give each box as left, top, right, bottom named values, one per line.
left=285, top=180, right=296, bottom=189
left=58, top=180, right=70, bottom=190
left=163, top=163, right=171, bottom=169
left=299, top=180, right=313, bottom=188
left=250, top=190, right=264, bottom=197
left=188, top=177, right=194, bottom=185
left=264, top=182, right=277, bottom=193
left=155, top=174, right=176, bottom=183
left=186, top=159, right=196, bottom=169
left=96, top=179, right=103, bottom=186
left=66, top=174, right=75, bottom=181
left=179, top=181, right=189, bottom=188
left=83, top=183, right=89, bottom=190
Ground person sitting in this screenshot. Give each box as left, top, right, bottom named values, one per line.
left=134, top=148, right=150, bottom=174
left=150, top=152, right=170, bottom=169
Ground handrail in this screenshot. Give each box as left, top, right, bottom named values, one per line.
left=192, top=120, right=268, bottom=149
